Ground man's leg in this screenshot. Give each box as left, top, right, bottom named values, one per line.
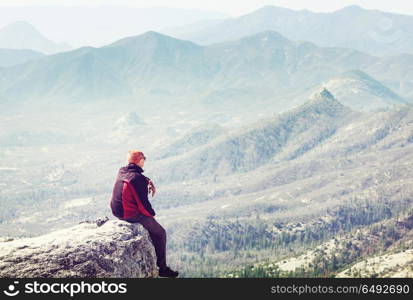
left=125, top=214, right=167, bottom=270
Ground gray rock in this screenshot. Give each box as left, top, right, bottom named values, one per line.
left=0, top=218, right=158, bottom=278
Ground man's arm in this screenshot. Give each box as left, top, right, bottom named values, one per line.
left=144, top=176, right=157, bottom=197
left=131, top=175, right=156, bottom=216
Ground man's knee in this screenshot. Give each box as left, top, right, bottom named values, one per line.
left=145, top=220, right=166, bottom=237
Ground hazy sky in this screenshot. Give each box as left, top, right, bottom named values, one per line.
left=0, top=0, right=412, bottom=49
left=1, top=0, right=413, bottom=16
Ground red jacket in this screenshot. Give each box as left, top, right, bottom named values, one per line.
left=110, top=163, right=155, bottom=219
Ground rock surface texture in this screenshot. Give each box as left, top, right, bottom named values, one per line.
left=0, top=217, right=158, bottom=278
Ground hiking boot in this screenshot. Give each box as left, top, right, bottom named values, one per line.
left=158, top=266, right=179, bottom=278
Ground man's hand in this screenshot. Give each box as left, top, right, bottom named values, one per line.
left=148, top=179, right=156, bottom=197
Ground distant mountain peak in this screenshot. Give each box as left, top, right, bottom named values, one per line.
left=252, top=30, right=288, bottom=40
left=138, top=30, right=170, bottom=40
left=0, top=21, right=71, bottom=54
left=1, top=20, right=40, bottom=33
left=336, top=5, right=365, bottom=14
left=257, top=5, right=290, bottom=10
left=0, top=20, right=46, bottom=42
left=286, top=87, right=352, bottom=121
left=253, top=5, right=295, bottom=15
left=143, top=30, right=164, bottom=36
left=104, top=30, right=199, bottom=48
left=309, top=87, right=337, bottom=103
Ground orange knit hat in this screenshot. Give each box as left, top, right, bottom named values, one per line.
left=127, top=150, right=146, bottom=164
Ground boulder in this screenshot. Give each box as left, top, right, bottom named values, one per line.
left=0, top=217, right=158, bottom=278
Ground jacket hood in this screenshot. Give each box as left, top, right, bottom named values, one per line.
left=120, top=163, right=144, bottom=174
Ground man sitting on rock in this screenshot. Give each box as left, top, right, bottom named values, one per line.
left=110, top=150, right=179, bottom=278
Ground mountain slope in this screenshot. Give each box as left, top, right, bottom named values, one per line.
left=147, top=90, right=413, bottom=216
left=319, top=70, right=407, bottom=111
left=0, top=46, right=133, bottom=102
left=223, top=211, right=413, bottom=278
left=101, top=31, right=211, bottom=94
left=0, top=48, right=44, bottom=67
left=365, top=54, right=413, bottom=100
left=153, top=123, right=227, bottom=160
left=150, top=88, right=354, bottom=183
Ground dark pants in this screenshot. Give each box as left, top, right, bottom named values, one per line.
left=124, top=213, right=167, bottom=270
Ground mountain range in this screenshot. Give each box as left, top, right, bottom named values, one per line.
left=0, top=6, right=229, bottom=48
left=0, top=30, right=411, bottom=112
left=163, top=5, right=413, bottom=57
